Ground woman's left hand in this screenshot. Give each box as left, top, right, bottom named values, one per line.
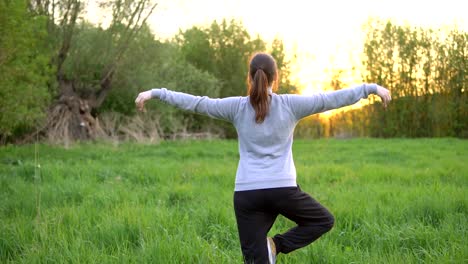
left=135, top=90, right=152, bottom=112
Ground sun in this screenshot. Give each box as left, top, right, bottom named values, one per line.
left=299, top=85, right=316, bottom=96
left=299, top=83, right=330, bottom=95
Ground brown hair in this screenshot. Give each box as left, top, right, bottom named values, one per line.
left=248, top=53, right=277, bottom=123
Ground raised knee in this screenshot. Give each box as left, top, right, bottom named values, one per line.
left=323, top=214, right=335, bottom=231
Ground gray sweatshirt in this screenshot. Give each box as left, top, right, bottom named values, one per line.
left=151, top=84, right=377, bottom=191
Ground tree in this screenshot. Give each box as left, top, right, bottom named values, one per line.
left=0, top=0, right=53, bottom=142
left=359, top=19, right=467, bottom=138
left=178, top=22, right=298, bottom=98
left=176, top=27, right=215, bottom=74
left=270, top=37, right=297, bottom=94
left=29, top=0, right=158, bottom=141
left=102, top=34, right=223, bottom=137
left=178, top=19, right=267, bottom=98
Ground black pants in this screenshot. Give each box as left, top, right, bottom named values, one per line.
left=234, top=186, right=334, bottom=264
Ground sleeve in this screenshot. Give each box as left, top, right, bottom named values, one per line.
left=151, top=88, right=241, bottom=123
left=285, top=83, right=378, bottom=120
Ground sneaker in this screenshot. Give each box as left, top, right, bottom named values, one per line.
left=267, top=237, right=276, bottom=264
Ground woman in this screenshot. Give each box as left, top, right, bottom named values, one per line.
left=135, top=53, right=391, bottom=263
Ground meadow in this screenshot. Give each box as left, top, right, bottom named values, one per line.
left=0, top=139, right=466, bottom=263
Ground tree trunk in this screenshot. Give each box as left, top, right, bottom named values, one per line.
left=45, top=79, right=101, bottom=143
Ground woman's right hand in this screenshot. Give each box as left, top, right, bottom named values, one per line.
left=376, top=85, right=391, bottom=108
left=135, top=90, right=153, bottom=112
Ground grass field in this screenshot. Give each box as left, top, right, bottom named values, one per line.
left=0, top=139, right=467, bottom=263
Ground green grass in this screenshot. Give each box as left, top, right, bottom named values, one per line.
left=0, top=139, right=467, bottom=263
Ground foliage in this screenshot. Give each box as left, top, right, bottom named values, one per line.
left=271, top=37, right=298, bottom=94
left=177, top=19, right=297, bottom=97
left=364, top=20, right=467, bottom=137
left=328, top=20, right=467, bottom=138
left=177, top=19, right=265, bottom=98
left=0, top=0, right=54, bottom=141
left=0, top=139, right=466, bottom=262
left=100, top=25, right=222, bottom=135
left=2, top=3, right=464, bottom=143
left=57, top=0, right=157, bottom=101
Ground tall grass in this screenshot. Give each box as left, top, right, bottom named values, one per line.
left=0, top=139, right=466, bottom=263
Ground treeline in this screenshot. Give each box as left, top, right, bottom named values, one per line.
left=1, top=1, right=465, bottom=143
left=0, top=0, right=294, bottom=144
left=325, top=20, right=466, bottom=138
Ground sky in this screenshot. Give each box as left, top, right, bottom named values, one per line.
left=87, top=0, right=466, bottom=93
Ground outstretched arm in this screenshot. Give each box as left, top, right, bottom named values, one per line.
left=135, top=88, right=241, bottom=122
left=286, top=83, right=391, bottom=120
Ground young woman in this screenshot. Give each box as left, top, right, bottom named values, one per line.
left=135, top=53, right=391, bottom=263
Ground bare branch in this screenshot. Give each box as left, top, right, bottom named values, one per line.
left=56, top=0, right=81, bottom=79
left=93, top=1, right=158, bottom=108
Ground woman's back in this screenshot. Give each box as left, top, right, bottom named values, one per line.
left=234, top=93, right=298, bottom=191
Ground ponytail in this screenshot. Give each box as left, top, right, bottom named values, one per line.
left=250, top=69, right=270, bottom=123
left=248, top=52, right=278, bottom=123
